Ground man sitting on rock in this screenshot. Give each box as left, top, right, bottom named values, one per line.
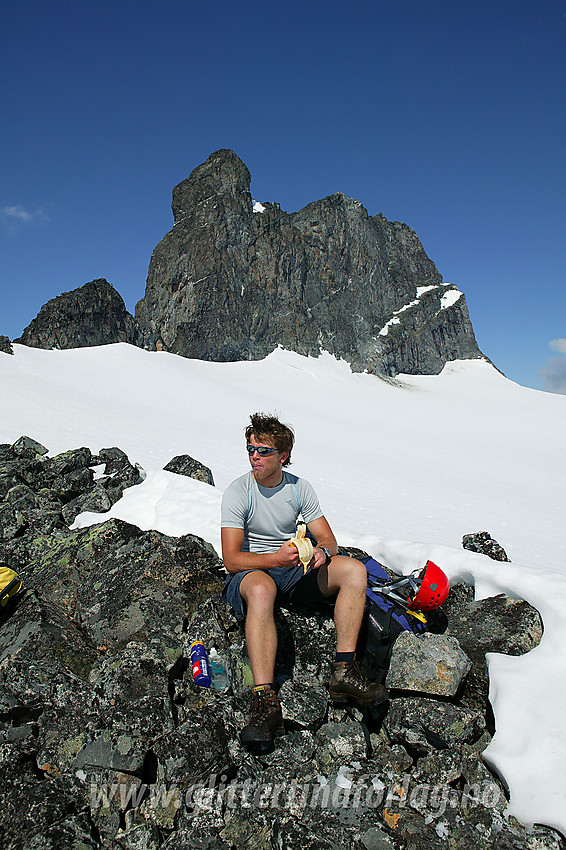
left=221, top=412, right=388, bottom=744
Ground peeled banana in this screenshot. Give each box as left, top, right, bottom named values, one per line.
left=289, top=523, right=314, bottom=574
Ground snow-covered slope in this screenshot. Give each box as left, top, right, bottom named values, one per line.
left=1, top=343, right=565, bottom=834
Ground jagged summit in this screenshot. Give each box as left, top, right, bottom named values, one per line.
left=171, top=148, right=252, bottom=223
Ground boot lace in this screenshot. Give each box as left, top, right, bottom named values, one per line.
left=341, top=659, right=367, bottom=687
left=249, top=688, right=279, bottom=724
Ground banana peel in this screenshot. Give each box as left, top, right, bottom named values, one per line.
left=289, top=523, right=314, bottom=574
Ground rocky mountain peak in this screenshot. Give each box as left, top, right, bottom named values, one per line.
left=135, top=149, right=484, bottom=376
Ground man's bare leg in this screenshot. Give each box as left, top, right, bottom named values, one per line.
left=239, top=571, right=284, bottom=744
left=315, top=555, right=367, bottom=651
left=240, top=571, right=278, bottom=685
left=316, top=556, right=389, bottom=704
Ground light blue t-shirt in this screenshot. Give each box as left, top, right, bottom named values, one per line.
left=221, top=470, right=323, bottom=553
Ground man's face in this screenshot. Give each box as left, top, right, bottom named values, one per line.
left=248, top=433, right=289, bottom=487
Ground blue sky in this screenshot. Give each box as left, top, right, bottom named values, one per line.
left=2, top=0, right=565, bottom=391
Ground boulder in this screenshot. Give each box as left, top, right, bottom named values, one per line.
left=442, top=583, right=543, bottom=712
left=315, top=721, right=368, bottom=768
left=61, top=482, right=113, bottom=525
left=278, top=679, right=329, bottom=729
left=20, top=518, right=223, bottom=653
left=462, top=531, right=510, bottom=561
left=0, top=745, right=99, bottom=850
left=49, top=446, right=94, bottom=475
left=98, top=446, right=144, bottom=503
left=386, top=631, right=472, bottom=696
left=164, top=454, right=215, bottom=486
left=11, top=436, right=48, bottom=456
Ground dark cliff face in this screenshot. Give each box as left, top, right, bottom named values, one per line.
left=135, top=149, right=484, bottom=376
left=16, top=279, right=141, bottom=350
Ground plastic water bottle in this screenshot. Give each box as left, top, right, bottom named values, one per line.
left=208, top=647, right=230, bottom=691
left=189, top=640, right=211, bottom=687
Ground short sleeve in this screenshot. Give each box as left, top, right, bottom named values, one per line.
left=296, top=478, right=324, bottom=524
left=221, top=475, right=249, bottom=529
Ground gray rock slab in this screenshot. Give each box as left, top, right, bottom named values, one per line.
left=386, top=631, right=471, bottom=696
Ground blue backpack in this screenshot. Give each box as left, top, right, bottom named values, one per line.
left=358, top=557, right=428, bottom=682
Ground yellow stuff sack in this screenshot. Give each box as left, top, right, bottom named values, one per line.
left=0, top=565, right=22, bottom=607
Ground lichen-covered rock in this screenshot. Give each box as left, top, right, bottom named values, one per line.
left=386, top=631, right=472, bottom=696
left=273, top=605, right=336, bottom=687
left=10, top=435, right=48, bottom=457
left=278, top=679, right=328, bottom=728
left=21, top=518, right=224, bottom=653
left=164, top=454, right=215, bottom=486
left=0, top=439, right=147, bottom=567
left=50, top=446, right=94, bottom=475
left=0, top=744, right=99, bottom=850
left=0, top=591, right=99, bottom=684
left=315, top=721, right=368, bottom=768
left=61, top=482, right=113, bottom=524
left=98, top=446, right=144, bottom=503
left=149, top=709, right=233, bottom=805
left=384, top=697, right=486, bottom=757
left=443, top=583, right=543, bottom=712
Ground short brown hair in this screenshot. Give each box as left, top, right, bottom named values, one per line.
left=245, top=413, right=294, bottom=467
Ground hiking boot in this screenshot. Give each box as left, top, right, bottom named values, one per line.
left=240, top=685, right=284, bottom=744
left=329, top=658, right=389, bottom=705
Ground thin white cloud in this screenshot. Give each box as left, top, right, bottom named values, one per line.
left=540, top=339, right=566, bottom=394
left=1, top=205, right=49, bottom=228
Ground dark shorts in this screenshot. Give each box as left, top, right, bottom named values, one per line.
left=222, top=563, right=334, bottom=621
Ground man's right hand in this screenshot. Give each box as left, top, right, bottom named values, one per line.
left=274, top=540, right=301, bottom=568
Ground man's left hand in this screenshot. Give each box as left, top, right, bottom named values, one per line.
left=310, top=547, right=329, bottom=569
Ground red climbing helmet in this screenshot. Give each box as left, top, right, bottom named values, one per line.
left=407, top=560, right=450, bottom=611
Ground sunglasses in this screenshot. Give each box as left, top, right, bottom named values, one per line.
left=246, top=444, right=278, bottom=456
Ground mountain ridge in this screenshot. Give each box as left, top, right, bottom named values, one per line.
left=14, top=149, right=486, bottom=377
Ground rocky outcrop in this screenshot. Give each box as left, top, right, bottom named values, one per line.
left=0, top=336, right=13, bottom=355
left=442, top=583, right=543, bottom=714
left=15, top=279, right=141, bottom=350
left=0, top=442, right=559, bottom=849
left=0, top=437, right=143, bottom=568
left=135, top=149, right=485, bottom=376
